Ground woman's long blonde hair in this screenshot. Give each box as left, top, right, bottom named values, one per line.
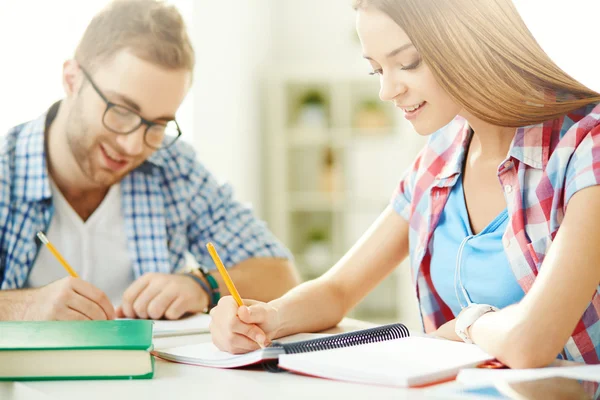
left=354, top=0, right=600, bottom=127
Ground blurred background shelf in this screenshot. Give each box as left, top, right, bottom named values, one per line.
left=263, top=65, right=425, bottom=326
left=288, top=192, right=344, bottom=212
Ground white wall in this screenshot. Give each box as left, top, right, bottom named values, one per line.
left=0, top=0, right=193, bottom=156
left=271, top=0, right=360, bottom=65
left=0, top=0, right=110, bottom=134
left=189, top=1, right=273, bottom=217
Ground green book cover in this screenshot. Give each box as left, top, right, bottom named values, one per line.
left=0, top=320, right=154, bottom=380
left=0, top=320, right=153, bottom=350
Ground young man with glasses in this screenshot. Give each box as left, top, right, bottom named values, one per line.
left=0, top=0, right=299, bottom=321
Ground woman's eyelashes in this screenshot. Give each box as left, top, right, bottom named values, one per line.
left=401, top=58, right=422, bottom=71
left=368, top=58, right=422, bottom=76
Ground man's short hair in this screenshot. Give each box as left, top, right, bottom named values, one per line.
left=75, top=0, right=195, bottom=73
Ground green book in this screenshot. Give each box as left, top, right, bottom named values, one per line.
left=0, top=320, right=154, bottom=380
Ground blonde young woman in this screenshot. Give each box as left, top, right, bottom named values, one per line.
left=209, top=0, right=600, bottom=368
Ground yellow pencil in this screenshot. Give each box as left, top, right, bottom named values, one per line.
left=36, top=231, right=79, bottom=278
left=206, top=242, right=243, bottom=306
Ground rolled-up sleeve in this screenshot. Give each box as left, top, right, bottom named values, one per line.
left=390, top=150, right=424, bottom=222
left=185, top=160, right=291, bottom=269
left=565, top=125, right=600, bottom=206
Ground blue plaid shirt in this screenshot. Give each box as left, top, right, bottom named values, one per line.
left=0, top=105, right=291, bottom=289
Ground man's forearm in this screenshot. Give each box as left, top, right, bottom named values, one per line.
left=216, top=258, right=300, bottom=302
left=0, top=289, right=29, bottom=320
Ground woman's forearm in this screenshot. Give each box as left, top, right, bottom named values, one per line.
left=270, top=277, right=347, bottom=338
left=269, top=207, right=410, bottom=338
left=469, top=304, right=558, bottom=369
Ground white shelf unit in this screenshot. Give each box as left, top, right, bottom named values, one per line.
left=263, top=65, right=425, bottom=324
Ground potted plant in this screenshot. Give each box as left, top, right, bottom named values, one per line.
left=303, top=228, right=331, bottom=274
left=296, top=90, right=328, bottom=128
left=354, top=98, right=390, bottom=131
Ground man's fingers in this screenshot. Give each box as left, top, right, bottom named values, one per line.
left=64, top=307, right=90, bottom=321
left=120, top=275, right=151, bottom=318
left=71, top=279, right=115, bottom=319
left=146, top=288, right=177, bottom=320
left=132, top=283, right=162, bottom=319
left=164, top=297, right=188, bottom=320
left=115, top=306, right=126, bottom=318
left=66, top=291, right=108, bottom=320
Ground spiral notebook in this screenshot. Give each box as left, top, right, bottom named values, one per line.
left=154, top=323, right=493, bottom=387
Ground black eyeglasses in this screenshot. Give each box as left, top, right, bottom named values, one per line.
left=80, top=66, right=182, bottom=150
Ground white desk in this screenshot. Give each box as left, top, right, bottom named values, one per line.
left=0, top=319, right=462, bottom=400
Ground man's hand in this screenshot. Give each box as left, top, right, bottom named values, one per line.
left=116, top=273, right=209, bottom=320
left=17, top=277, right=115, bottom=321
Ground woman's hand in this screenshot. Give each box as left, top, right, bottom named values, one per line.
left=431, top=318, right=463, bottom=342
left=209, top=296, right=281, bottom=354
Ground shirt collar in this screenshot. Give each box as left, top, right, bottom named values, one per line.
left=508, top=120, right=554, bottom=170
left=436, top=117, right=552, bottom=181
left=510, top=104, right=600, bottom=170
left=435, top=108, right=590, bottom=183
left=434, top=117, right=472, bottom=185
left=15, top=106, right=54, bottom=202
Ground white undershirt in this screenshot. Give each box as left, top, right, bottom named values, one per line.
left=27, top=180, right=133, bottom=306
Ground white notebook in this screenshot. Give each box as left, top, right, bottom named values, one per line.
left=151, top=314, right=211, bottom=338
left=279, top=336, right=493, bottom=387
left=117, top=314, right=211, bottom=337
left=153, top=333, right=328, bottom=368
left=118, top=314, right=211, bottom=338
left=154, top=323, right=494, bottom=387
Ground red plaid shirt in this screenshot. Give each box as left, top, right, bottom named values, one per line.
left=392, top=103, right=600, bottom=364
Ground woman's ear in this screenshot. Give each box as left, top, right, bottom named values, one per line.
left=62, top=59, right=83, bottom=98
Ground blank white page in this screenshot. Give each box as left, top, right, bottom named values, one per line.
left=154, top=332, right=328, bottom=368
left=152, top=314, right=212, bottom=338
left=153, top=342, right=281, bottom=368
left=278, top=336, right=493, bottom=387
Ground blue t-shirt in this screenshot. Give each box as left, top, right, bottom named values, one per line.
left=430, top=177, right=525, bottom=317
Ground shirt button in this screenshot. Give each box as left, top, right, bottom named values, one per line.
left=504, top=184, right=513, bottom=194
left=503, top=237, right=510, bottom=248
left=503, top=161, right=513, bottom=169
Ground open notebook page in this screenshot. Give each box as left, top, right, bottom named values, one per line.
left=152, top=314, right=212, bottom=338
left=153, top=333, right=329, bottom=368
left=278, top=336, right=493, bottom=388
left=118, top=314, right=212, bottom=338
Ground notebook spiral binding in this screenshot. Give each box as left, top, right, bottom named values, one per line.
left=263, top=323, right=410, bottom=373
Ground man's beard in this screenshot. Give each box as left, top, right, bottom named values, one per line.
left=64, top=101, right=125, bottom=187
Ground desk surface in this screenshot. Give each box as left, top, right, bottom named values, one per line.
left=0, top=319, right=474, bottom=400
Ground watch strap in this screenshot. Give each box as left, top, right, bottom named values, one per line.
left=455, top=304, right=499, bottom=344
left=197, top=267, right=221, bottom=308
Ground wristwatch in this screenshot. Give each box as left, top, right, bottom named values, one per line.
left=455, top=303, right=499, bottom=344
